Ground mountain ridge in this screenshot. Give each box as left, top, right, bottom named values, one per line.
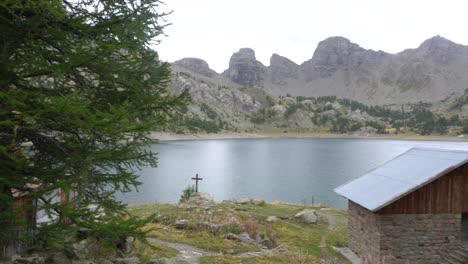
left=171, top=35, right=468, bottom=106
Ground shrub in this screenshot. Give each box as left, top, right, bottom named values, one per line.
left=179, top=185, right=195, bottom=203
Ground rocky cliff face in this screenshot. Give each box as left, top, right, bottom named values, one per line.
left=173, top=58, right=216, bottom=78
left=222, top=48, right=266, bottom=86
left=170, top=36, right=468, bottom=107
left=269, top=54, right=299, bottom=85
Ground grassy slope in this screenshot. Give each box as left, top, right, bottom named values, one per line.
left=129, top=202, right=348, bottom=263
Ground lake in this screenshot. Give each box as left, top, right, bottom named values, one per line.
left=118, top=138, right=468, bottom=208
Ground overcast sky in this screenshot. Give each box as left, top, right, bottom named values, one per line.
left=154, top=0, right=468, bottom=73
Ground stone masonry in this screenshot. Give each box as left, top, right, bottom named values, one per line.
left=348, top=201, right=381, bottom=262
left=348, top=201, right=461, bottom=264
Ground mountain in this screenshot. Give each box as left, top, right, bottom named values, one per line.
left=166, top=36, right=468, bottom=136
left=171, top=35, right=468, bottom=106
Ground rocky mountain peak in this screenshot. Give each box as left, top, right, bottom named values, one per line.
left=311, top=37, right=366, bottom=66
left=416, top=35, right=463, bottom=64
left=419, top=35, right=457, bottom=50
left=236, top=48, right=257, bottom=59
left=173, top=57, right=216, bottom=77
left=270, top=54, right=299, bottom=68
left=224, top=48, right=265, bottom=86
left=269, top=54, right=299, bottom=85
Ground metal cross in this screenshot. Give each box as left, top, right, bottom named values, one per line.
left=191, top=173, right=203, bottom=192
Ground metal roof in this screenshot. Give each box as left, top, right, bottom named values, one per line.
left=334, top=148, right=468, bottom=212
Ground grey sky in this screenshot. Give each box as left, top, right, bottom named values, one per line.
left=155, top=0, right=468, bottom=73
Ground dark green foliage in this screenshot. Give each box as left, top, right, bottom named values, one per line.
left=0, top=0, right=188, bottom=255
left=266, top=95, right=276, bottom=107
left=284, top=103, right=304, bottom=118
left=250, top=112, right=266, bottom=124
left=185, top=118, right=221, bottom=133
left=179, top=186, right=195, bottom=203
left=200, top=103, right=218, bottom=119
left=331, top=117, right=350, bottom=133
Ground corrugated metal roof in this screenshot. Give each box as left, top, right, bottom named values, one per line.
left=334, top=148, right=468, bottom=212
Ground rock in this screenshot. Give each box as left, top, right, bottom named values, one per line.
left=270, top=54, right=299, bottom=85
left=185, top=192, right=214, bottom=205
left=152, top=215, right=171, bottom=223
left=236, top=196, right=251, bottom=204
left=72, top=238, right=97, bottom=260
left=11, top=255, right=45, bottom=264
left=224, top=48, right=266, bottom=85
left=252, top=198, right=265, bottom=205
left=295, top=209, right=318, bottom=223
left=271, top=105, right=286, bottom=115
left=113, top=257, right=138, bottom=264
left=347, top=109, right=372, bottom=121
left=266, top=216, right=279, bottom=222
left=173, top=219, right=189, bottom=229
left=238, top=232, right=255, bottom=244
left=173, top=58, right=216, bottom=78
left=224, top=233, right=239, bottom=240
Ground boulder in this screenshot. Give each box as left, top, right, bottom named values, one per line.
left=266, top=216, right=279, bottom=222
left=251, top=198, right=265, bottom=205
left=238, top=232, right=255, bottom=244
left=71, top=238, right=97, bottom=260
left=294, top=209, right=318, bottom=223
left=223, top=233, right=239, bottom=240
left=236, top=196, right=251, bottom=204
left=152, top=215, right=171, bottom=223
left=173, top=219, right=189, bottom=229
left=184, top=192, right=214, bottom=205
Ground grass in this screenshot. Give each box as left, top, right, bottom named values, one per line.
left=128, top=201, right=348, bottom=263
left=133, top=240, right=179, bottom=263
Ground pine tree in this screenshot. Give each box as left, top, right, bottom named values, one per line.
left=0, top=0, right=188, bottom=255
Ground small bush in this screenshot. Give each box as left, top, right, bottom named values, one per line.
left=179, top=185, right=195, bottom=203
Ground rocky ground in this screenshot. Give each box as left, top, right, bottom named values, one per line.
left=128, top=193, right=349, bottom=264
left=5, top=193, right=349, bottom=264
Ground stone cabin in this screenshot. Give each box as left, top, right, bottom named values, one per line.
left=334, top=148, right=468, bottom=263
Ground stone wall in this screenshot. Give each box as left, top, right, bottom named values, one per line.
left=380, top=213, right=460, bottom=264
left=348, top=201, right=380, bottom=262
left=348, top=201, right=461, bottom=264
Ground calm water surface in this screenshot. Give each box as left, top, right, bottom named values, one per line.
left=118, top=138, right=468, bottom=208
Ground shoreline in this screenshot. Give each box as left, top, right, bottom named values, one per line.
left=150, top=132, right=468, bottom=142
